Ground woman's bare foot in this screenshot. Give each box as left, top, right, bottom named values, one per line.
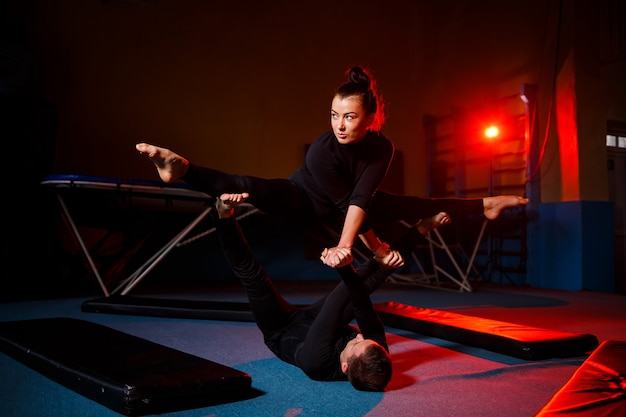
left=216, top=192, right=250, bottom=219
left=482, top=195, right=529, bottom=220
left=135, top=143, right=190, bottom=183
left=417, top=212, right=451, bottom=235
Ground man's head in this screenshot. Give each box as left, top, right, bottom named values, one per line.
left=340, top=334, right=392, bottom=391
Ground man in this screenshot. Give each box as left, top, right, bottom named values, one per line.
left=211, top=192, right=449, bottom=391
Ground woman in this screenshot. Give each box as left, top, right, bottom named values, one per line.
left=136, top=66, right=528, bottom=269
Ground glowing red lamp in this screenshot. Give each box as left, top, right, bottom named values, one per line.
left=484, top=125, right=499, bottom=140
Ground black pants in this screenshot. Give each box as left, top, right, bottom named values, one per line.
left=183, top=164, right=485, bottom=232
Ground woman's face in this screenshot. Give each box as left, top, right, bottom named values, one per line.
left=330, top=95, right=374, bottom=145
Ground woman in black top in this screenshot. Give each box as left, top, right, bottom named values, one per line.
left=212, top=193, right=450, bottom=391
left=136, top=66, right=528, bottom=269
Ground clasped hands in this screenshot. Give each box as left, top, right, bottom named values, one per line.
left=320, top=244, right=405, bottom=269
left=320, top=247, right=353, bottom=268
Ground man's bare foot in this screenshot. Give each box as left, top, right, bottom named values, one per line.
left=482, top=195, right=529, bottom=220
left=417, top=212, right=450, bottom=235
left=216, top=192, right=249, bottom=219
left=135, top=143, right=190, bottom=183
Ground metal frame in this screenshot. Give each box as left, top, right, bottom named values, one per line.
left=43, top=175, right=258, bottom=297
left=389, top=219, right=487, bottom=292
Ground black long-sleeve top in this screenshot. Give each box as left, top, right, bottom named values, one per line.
left=290, top=130, right=394, bottom=219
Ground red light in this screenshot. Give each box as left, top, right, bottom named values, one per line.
left=484, top=125, right=499, bottom=140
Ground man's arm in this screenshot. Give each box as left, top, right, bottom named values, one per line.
left=335, top=264, right=388, bottom=351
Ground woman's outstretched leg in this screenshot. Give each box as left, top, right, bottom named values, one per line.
left=369, top=190, right=528, bottom=224
left=136, top=142, right=250, bottom=196
left=136, top=143, right=315, bottom=219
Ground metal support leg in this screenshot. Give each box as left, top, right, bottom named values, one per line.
left=56, top=194, right=110, bottom=296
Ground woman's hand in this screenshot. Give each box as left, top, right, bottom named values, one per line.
left=320, top=247, right=353, bottom=268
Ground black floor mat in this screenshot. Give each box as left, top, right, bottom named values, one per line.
left=0, top=317, right=256, bottom=416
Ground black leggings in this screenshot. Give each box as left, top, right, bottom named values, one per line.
left=213, top=214, right=430, bottom=336
left=183, top=164, right=485, bottom=231
left=213, top=216, right=296, bottom=333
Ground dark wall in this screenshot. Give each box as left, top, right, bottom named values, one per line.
left=3, top=0, right=625, bottom=296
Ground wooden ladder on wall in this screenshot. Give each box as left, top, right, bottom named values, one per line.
left=421, top=90, right=530, bottom=286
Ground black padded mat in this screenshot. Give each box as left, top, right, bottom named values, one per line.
left=82, top=296, right=599, bottom=361
left=374, top=301, right=599, bottom=360
left=0, top=317, right=254, bottom=416
left=82, top=295, right=256, bottom=321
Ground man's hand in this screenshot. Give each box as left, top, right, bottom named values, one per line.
left=374, top=249, right=405, bottom=269
left=320, top=247, right=353, bottom=268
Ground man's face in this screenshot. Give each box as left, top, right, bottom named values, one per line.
left=340, top=333, right=378, bottom=371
